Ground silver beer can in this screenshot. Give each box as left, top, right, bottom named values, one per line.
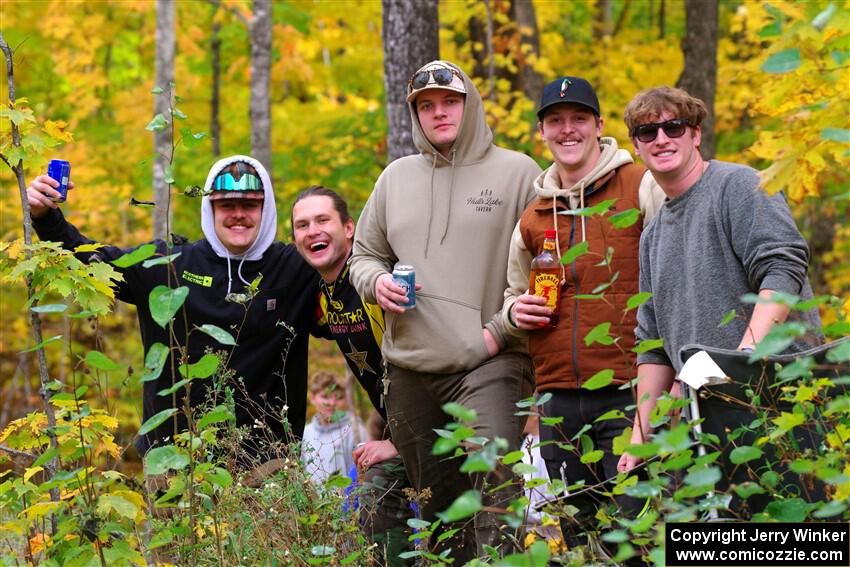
left=391, top=265, right=416, bottom=310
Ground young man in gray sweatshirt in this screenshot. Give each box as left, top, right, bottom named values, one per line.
left=617, top=87, right=821, bottom=472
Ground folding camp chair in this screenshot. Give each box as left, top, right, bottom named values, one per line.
left=677, top=337, right=850, bottom=518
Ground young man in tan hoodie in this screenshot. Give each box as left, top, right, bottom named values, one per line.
left=350, top=60, right=541, bottom=559
left=502, top=76, right=664, bottom=554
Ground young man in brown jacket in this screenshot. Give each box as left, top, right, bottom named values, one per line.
left=502, top=76, right=663, bottom=552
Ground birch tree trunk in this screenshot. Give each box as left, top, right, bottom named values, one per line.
left=512, top=0, right=543, bottom=105
left=153, top=0, right=175, bottom=242
left=382, top=0, right=439, bottom=162
left=250, top=0, right=272, bottom=175
left=676, top=0, right=718, bottom=159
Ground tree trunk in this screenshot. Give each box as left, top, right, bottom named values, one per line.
left=676, top=0, right=718, bottom=159
left=210, top=15, right=221, bottom=156
left=250, top=0, right=272, bottom=176
left=593, top=0, right=612, bottom=39
left=512, top=0, right=543, bottom=105
left=658, top=0, right=666, bottom=38
left=153, top=0, right=175, bottom=242
left=381, top=0, right=439, bottom=162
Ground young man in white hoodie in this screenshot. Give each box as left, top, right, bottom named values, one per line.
left=350, top=60, right=541, bottom=559
left=501, top=76, right=664, bottom=554
left=27, top=156, right=321, bottom=462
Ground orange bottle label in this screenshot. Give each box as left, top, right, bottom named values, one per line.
left=532, top=272, right=560, bottom=311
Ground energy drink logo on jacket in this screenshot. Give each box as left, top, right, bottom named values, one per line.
left=182, top=270, right=213, bottom=287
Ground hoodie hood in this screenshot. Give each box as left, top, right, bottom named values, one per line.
left=409, top=60, right=493, bottom=166
left=201, top=155, right=277, bottom=261
left=534, top=137, right=634, bottom=206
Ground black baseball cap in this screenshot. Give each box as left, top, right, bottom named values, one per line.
left=537, top=76, right=600, bottom=120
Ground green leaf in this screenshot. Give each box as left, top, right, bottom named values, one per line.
left=437, top=490, right=481, bottom=523
left=138, top=408, right=178, bottom=436
left=813, top=500, right=847, bottom=519
left=149, top=285, right=189, bottom=328
left=178, top=354, right=220, bottom=379
left=197, top=405, right=235, bottom=429
left=580, top=449, right=604, bottom=464
left=766, top=498, right=811, bottom=522
left=718, top=309, right=736, bottom=327
left=609, top=208, right=640, bottom=229
left=172, top=108, right=187, bottom=120
left=567, top=198, right=616, bottom=217
left=595, top=409, right=626, bottom=422
left=633, top=338, right=664, bottom=354
left=729, top=445, right=763, bottom=465
left=625, top=292, right=651, bottom=311
left=112, top=244, right=157, bottom=268
left=145, top=113, right=169, bottom=132
left=20, top=335, right=62, bottom=353
left=144, top=445, right=189, bottom=475
left=762, top=48, right=801, bottom=73
left=502, top=450, right=525, bottom=465
left=143, top=252, right=181, bottom=268
left=442, top=402, right=477, bottom=424
left=141, top=342, right=169, bottom=383
left=812, top=3, right=836, bottom=30
left=164, top=163, right=175, bottom=185
left=750, top=322, right=807, bottom=361
left=204, top=466, right=233, bottom=488
left=33, top=446, right=58, bottom=468
left=197, top=324, right=236, bottom=346
left=96, top=494, right=139, bottom=520
left=821, top=128, right=850, bottom=143
left=582, top=369, right=614, bottom=390
left=826, top=340, right=850, bottom=363
left=584, top=322, right=614, bottom=346
left=180, top=127, right=207, bottom=148
left=325, top=474, right=351, bottom=490
left=733, top=482, right=766, bottom=500
left=684, top=466, right=721, bottom=487
left=84, top=350, right=121, bottom=372
left=560, top=241, right=589, bottom=265
left=151, top=86, right=164, bottom=94
left=157, top=378, right=190, bottom=397
left=31, top=304, right=68, bottom=313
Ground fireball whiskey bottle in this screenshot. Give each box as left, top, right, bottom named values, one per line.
left=529, top=229, right=561, bottom=327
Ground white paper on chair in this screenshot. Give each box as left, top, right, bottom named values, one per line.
left=677, top=350, right=730, bottom=391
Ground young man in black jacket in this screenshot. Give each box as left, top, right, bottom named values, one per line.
left=27, top=156, right=322, bottom=462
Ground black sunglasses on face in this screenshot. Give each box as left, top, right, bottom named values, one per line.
left=408, top=67, right=460, bottom=91
left=631, top=118, right=693, bottom=143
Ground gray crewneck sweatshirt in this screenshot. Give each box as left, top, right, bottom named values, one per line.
left=636, top=160, right=822, bottom=371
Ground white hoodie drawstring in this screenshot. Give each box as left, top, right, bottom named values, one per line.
left=551, top=198, right=566, bottom=286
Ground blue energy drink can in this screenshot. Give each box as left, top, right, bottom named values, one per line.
left=47, top=159, right=71, bottom=203
left=392, top=265, right=416, bottom=310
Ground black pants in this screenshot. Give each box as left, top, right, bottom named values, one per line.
left=539, top=386, right=640, bottom=550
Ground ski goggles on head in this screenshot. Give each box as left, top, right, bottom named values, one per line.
left=630, top=118, right=693, bottom=143
left=210, top=162, right=264, bottom=199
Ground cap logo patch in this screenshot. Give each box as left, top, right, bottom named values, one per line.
left=267, top=299, right=277, bottom=311
left=559, top=78, right=572, bottom=98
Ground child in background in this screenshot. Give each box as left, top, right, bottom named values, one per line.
left=301, top=371, right=367, bottom=485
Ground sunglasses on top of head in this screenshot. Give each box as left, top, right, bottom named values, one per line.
left=631, top=119, right=693, bottom=143
left=408, top=67, right=461, bottom=91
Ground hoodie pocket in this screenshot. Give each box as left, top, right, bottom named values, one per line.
left=385, top=292, right=489, bottom=373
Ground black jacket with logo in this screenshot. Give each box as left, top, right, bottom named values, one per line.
left=317, top=261, right=386, bottom=419
left=34, top=208, right=321, bottom=460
